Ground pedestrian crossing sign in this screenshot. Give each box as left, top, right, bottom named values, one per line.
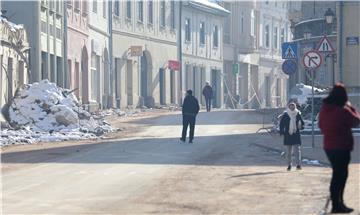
left=317, top=35, right=335, bottom=52
left=282, top=42, right=297, bottom=59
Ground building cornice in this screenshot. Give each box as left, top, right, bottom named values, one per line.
left=89, top=24, right=110, bottom=37
left=112, top=29, right=177, bottom=46
left=68, top=25, right=89, bottom=37
left=182, top=53, right=223, bottom=64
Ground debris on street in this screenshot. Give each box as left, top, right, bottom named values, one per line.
left=1, top=80, right=117, bottom=146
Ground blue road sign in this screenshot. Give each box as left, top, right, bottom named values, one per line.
left=282, top=59, right=297, bottom=75
left=282, top=42, right=297, bottom=59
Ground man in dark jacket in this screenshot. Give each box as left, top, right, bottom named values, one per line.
left=202, top=82, right=213, bottom=112
left=180, top=90, right=200, bottom=143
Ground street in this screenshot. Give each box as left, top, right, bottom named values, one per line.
left=1, top=110, right=359, bottom=214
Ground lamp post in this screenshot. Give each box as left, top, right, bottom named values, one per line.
left=324, top=8, right=336, bottom=85
left=302, top=27, right=316, bottom=148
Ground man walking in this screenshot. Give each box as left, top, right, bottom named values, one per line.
left=180, top=90, right=200, bottom=144
left=202, top=82, right=213, bottom=112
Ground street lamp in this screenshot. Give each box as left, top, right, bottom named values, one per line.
left=324, top=8, right=335, bottom=25
left=323, top=8, right=336, bottom=85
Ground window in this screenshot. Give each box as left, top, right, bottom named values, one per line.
left=82, top=1, right=88, bottom=14
left=91, top=54, right=99, bottom=100
left=126, top=1, right=131, bottom=19
left=50, top=0, right=54, bottom=10
left=137, top=1, right=143, bottom=22
left=114, top=0, right=120, bottom=17
left=160, top=1, right=165, bottom=27
left=74, top=1, right=80, bottom=11
left=185, top=18, right=191, bottom=42
left=41, top=21, right=47, bottom=33
left=280, top=28, right=285, bottom=44
left=170, top=1, right=175, bottom=29
left=49, top=25, right=54, bottom=36
left=148, top=1, right=153, bottom=24
left=241, top=12, right=244, bottom=34
left=56, top=1, right=60, bottom=13
left=223, top=2, right=231, bottom=43
left=103, top=0, right=106, bottom=18
left=265, top=25, right=269, bottom=47
left=274, top=26, right=278, bottom=49
left=275, top=1, right=277, bottom=7
left=213, top=25, right=219, bottom=48
left=251, top=10, right=255, bottom=36
left=93, top=0, right=97, bottom=13
left=56, top=27, right=61, bottom=39
left=199, top=22, right=205, bottom=45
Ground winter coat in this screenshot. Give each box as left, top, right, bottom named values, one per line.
left=182, top=95, right=200, bottom=117
left=279, top=112, right=304, bottom=145
left=319, top=103, right=360, bottom=151
left=202, top=86, right=213, bottom=99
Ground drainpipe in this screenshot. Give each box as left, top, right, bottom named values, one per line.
left=63, top=0, right=68, bottom=88
left=338, top=1, right=343, bottom=83
left=179, top=1, right=183, bottom=104
left=108, top=0, right=114, bottom=107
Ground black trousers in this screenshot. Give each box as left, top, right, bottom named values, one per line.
left=181, top=115, right=196, bottom=141
left=325, top=150, right=351, bottom=208
left=205, top=98, right=211, bottom=112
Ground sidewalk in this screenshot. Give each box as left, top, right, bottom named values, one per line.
left=255, top=131, right=360, bottom=214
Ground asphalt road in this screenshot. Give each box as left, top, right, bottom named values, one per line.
left=0, top=110, right=352, bottom=214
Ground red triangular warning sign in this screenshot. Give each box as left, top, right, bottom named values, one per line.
left=317, top=35, right=335, bottom=52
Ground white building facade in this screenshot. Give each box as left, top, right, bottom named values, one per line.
left=256, top=1, right=290, bottom=108
left=181, top=1, right=229, bottom=108
left=223, top=1, right=290, bottom=109
left=88, top=0, right=111, bottom=110
left=3, top=0, right=66, bottom=86
left=112, top=1, right=180, bottom=108
left=0, top=18, right=29, bottom=123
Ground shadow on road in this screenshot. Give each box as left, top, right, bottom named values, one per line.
left=1, top=133, right=339, bottom=167
left=229, top=171, right=285, bottom=178
left=131, top=110, right=281, bottom=126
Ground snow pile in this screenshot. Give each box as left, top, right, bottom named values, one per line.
left=2, top=80, right=116, bottom=145
left=290, top=83, right=326, bottom=105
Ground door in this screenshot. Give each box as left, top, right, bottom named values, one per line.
left=170, top=70, right=175, bottom=104
left=159, top=68, right=165, bottom=105
left=265, top=76, right=271, bottom=107
left=126, top=60, right=133, bottom=106
left=211, top=69, right=218, bottom=107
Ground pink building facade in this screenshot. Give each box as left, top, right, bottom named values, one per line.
left=66, top=0, right=90, bottom=104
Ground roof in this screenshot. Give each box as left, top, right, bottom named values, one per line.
left=188, top=0, right=230, bottom=16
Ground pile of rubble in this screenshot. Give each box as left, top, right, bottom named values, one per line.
left=1, top=80, right=117, bottom=146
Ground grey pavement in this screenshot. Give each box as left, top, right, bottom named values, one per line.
left=1, top=110, right=359, bottom=214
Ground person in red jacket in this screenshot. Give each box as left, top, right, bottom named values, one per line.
left=319, top=83, right=360, bottom=214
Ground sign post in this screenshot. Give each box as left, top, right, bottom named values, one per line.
left=302, top=50, right=322, bottom=148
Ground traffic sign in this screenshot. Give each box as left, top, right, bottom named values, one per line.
left=282, top=42, right=297, bottom=59
left=302, top=50, right=322, bottom=69
left=316, top=35, right=335, bottom=52
left=232, top=63, right=239, bottom=75
left=282, top=60, right=297, bottom=75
